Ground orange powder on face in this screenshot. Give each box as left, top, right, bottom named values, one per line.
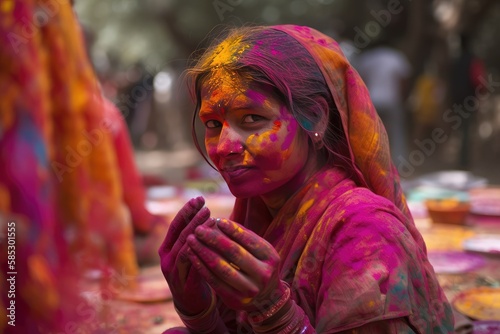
left=273, top=120, right=281, bottom=131
left=269, top=120, right=281, bottom=142
left=245, top=130, right=289, bottom=165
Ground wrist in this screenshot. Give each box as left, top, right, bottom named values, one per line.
left=174, top=293, right=220, bottom=333
left=246, top=283, right=315, bottom=334
left=247, top=283, right=291, bottom=324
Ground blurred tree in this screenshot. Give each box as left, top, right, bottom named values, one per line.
left=75, top=0, right=500, bottom=159
left=75, top=0, right=499, bottom=78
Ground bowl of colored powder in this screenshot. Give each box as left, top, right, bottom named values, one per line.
left=425, top=198, right=471, bottom=225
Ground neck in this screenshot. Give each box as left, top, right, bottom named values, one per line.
left=260, top=150, right=326, bottom=218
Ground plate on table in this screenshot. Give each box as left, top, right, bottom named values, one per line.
left=469, top=187, right=500, bottom=216
left=416, top=171, right=487, bottom=191
left=117, top=266, right=172, bottom=303
left=463, top=236, right=500, bottom=256
left=453, top=287, right=500, bottom=321
left=427, top=251, right=486, bottom=274
left=473, top=321, right=500, bottom=334
left=469, top=187, right=500, bottom=226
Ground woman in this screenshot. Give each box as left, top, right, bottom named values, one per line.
left=159, top=25, right=454, bottom=333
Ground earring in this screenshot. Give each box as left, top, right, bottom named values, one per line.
left=313, top=132, right=324, bottom=150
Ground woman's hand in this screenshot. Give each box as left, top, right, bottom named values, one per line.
left=185, top=218, right=286, bottom=313
left=158, top=196, right=213, bottom=315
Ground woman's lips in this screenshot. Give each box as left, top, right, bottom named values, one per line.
left=221, top=166, right=254, bottom=179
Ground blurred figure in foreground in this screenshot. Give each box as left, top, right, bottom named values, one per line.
left=0, top=1, right=162, bottom=332
left=355, top=38, right=411, bottom=163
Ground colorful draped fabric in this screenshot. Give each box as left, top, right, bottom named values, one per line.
left=225, top=25, right=453, bottom=333
left=0, top=0, right=152, bottom=332
left=272, top=25, right=410, bottom=220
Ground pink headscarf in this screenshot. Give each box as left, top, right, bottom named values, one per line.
left=271, top=25, right=410, bottom=220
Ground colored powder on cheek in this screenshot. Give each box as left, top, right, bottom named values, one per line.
left=278, top=105, right=298, bottom=151
left=265, top=121, right=281, bottom=142
left=205, top=137, right=219, bottom=159
left=205, top=136, right=219, bottom=148
left=246, top=119, right=282, bottom=149
left=246, top=132, right=269, bottom=152
left=281, top=121, right=297, bottom=151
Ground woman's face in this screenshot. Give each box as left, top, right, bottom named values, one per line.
left=199, top=73, right=312, bottom=199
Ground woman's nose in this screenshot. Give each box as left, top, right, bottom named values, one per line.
left=216, top=125, right=244, bottom=157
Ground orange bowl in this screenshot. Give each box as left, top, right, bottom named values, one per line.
left=425, top=199, right=471, bottom=225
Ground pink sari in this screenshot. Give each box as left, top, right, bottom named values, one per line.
left=221, top=26, right=453, bottom=333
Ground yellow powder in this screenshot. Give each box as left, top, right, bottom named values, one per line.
left=298, top=199, right=314, bottom=217
left=202, top=35, right=250, bottom=94
left=203, top=35, right=250, bottom=68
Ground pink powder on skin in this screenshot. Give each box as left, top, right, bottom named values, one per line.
left=246, top=89, right=267, bottom=106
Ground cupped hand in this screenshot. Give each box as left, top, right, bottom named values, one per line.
left=185, top=218, right=286, bottom=313
left=158, top=196, right=214, bottom=315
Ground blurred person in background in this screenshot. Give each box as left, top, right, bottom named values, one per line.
left=449, top=33, right=485, bottom=170
left=354, top=37, right=412, bottom=164
left=0, top=0, right=162, bottom=332
left=410, top=58, right=445, bottom=140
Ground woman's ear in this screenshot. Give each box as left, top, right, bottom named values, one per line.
left=313, top=96, right=329, bottom=138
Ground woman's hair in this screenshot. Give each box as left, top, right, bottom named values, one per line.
left=187, top=26, right=349, bottom=168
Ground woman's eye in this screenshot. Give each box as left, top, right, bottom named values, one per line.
left=242, top=115, right=264, bottom=123
left=205, top=120, right=222, bottom=129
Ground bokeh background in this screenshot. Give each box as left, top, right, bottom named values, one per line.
left=74, top=0, right=500, bottom=185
